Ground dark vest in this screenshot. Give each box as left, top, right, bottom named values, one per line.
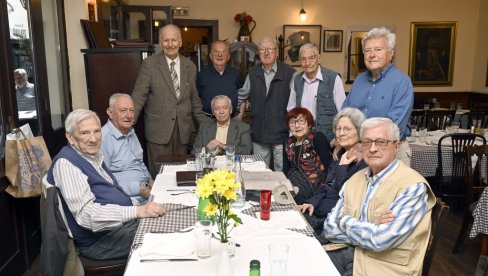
left=294, top=67, right=338, bottom=141
left=47, top=146, right=133, bottom=250
left=248, top=62, right=295, bottom=144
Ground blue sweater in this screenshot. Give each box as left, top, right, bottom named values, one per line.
left=47, top=146, right=133, bottom=250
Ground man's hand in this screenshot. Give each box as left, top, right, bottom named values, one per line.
left=373, top=210, right=395, bottom=225
left=139, top=185, right=151, bottom=199
left=137, top=202, right=166, bottom=218
left=339, top=150, right=357, bottom=165
left=206, top=139, right=225, bottom=152
left=299, top=203, right=315, bottom=215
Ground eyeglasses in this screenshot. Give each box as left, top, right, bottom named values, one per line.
left=288, top=118, right=307, bottom=127
left=299, top=55, right=317, bottom=63
left=361, top=139, right=397, bottom=149
left=335, top=127, right=354, bottom=134
left=363, top=47, right=386, bottom=55
left=259, top=47, right=277, bottom=54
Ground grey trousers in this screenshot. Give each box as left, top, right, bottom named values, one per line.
left=326, top=245, right=355, bottom=276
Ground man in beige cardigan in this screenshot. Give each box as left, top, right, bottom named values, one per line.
left=323, top=117, right=435, bottom=276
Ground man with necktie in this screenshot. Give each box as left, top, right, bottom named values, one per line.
left=132, top=24, right=209, bottom=176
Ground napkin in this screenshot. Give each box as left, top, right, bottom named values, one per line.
left=241, top=161, right=269, bottom=172
left=255, top=210, right=308, bottom=229
left=162, top=164, right=189, bottom=174
left=138, top=232, right=195, bottom=259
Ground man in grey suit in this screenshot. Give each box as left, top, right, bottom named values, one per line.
left=193, top=95, right=251, bottom=155
left=132, top=24, right=209, bottom=176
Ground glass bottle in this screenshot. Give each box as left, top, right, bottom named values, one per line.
left=249, top=260, right=260, bottom=276
left=231, top=156, right=246, bottom=208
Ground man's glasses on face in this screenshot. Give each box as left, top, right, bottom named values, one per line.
left=299, top=55, right=317, bottom=64
left=363, top=47, right=386, bottom=56
left=259, top=47, right=277, bottom=54
left=289, top=118, right=307, bottom=127
left=361, top=139, right=397, bottom=149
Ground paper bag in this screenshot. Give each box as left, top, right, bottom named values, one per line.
left=5, top=133, right=52, bottom=198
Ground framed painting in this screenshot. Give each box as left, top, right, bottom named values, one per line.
left=408, top=21, right=457, bottom=86
left=283, top=24, right=322, bottom=66
left=323, top=30, right=343, bottom=52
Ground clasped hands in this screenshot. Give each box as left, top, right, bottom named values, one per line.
left=206, top=139, right=225, bottom=153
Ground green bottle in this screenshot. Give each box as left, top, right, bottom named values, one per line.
left=197, top=197, right=210, bottom=220
left=249, top=260, right=260, bottom=276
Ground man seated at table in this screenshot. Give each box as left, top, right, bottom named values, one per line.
left=47, top=109, right=165, bottom=260
left=323, top=117, right=435, bottom=276
left=193, top=95, right=251, bottom=155
left=101, top=93, right=152, bottom=204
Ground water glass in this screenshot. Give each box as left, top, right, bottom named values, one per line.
left=269, top=243, right=289, bottom=276
left=260, top=190, right=271, bottom=220
left=450, top=102, right=457, bottom=110
left=225, top=145, right=235, bottom=169
left=195, top=220, right=212, bottom=259
left=419, top=127, right=428, bottom=143
left=423, top=104, right=430, bottom=110
left=456, top=103, right=463, bottom=110
left=186, top=158, right=196, bottom=170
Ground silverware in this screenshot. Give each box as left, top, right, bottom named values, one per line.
left=167, top=206, right=195, bottom=213
left=167, top=189, right=195, bottom=192
left=140, top=258, right=198, bottom=263
left=170, top=191, right=195, bottom=196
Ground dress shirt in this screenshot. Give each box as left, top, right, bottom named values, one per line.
left=53, top=146, right=138, bottom=232
left=101, top=120, right=151, bottom=202
left=166, top=55, right=181, bottom=88
left=215, top=120, right=230, bottom=144
left=287, top=70, right=346, bottom=117
left=341, top=63, right=413, bottom=139
left=324, top=159, right=429, bottom=251
left=238, top=62, right=278, bottom=103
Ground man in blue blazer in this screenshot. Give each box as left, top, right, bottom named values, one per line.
left=193, top=95, right=251, bottom=155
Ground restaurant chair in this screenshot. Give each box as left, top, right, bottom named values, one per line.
left=435, top=134, right=486, bottom=210
left=422, top=197, right=449, bottom=276
left=410, top=109, right=426, bottom=129
left=40, top=175, right=127, bottom=276
left=452, top=145, right=488, bottom=254
left=467, top=110, right=488, bottom=129
left=426, top=110, right=456, bottom=131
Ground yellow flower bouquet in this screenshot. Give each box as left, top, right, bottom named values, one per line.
left=195, top=168, right=243, bottom=243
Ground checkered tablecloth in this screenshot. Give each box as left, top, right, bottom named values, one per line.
left=470, top=188, right=488, bottom=238
left=241, top=202, right=315, bottom=238
left=410, top=144, right=453, bottom=177
left=131, top=203, right=197, bottom=251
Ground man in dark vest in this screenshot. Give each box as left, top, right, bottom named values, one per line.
left=47, top=109, right=165, bottom=260
left=238, top=36, right=295, bottom=171
left=287, top=43, right=346, bottom=143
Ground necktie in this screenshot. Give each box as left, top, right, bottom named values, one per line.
left=170, top=61, right=180, bottom=99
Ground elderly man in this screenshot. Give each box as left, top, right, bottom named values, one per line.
left=323, top=117, right=435, bottom=276
left=193, top=95, right=251, bottom=155
left=132, top=24, right=209, bottom=176
left=238, top=36, right=295, bottom=171
left=197, top=40, right=243, bottom=118
left=14, top=68, right=36, bottom=112
left=287, top=43, right=346, bottom=141
left=47, top=109, right=165, bottom=260
left=342, top=27, right=413, bottom=165
left=101, top=93, right=152, bottom=204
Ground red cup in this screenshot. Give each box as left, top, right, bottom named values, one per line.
left=260, top=190, right=271, bottom=220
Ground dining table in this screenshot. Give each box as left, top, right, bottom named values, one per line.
left=124, top=155, right=340, bottom=275
left=470, top=188, right=488, bottom=255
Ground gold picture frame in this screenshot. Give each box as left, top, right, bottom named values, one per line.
left=408, top=21, right=457, bottom=86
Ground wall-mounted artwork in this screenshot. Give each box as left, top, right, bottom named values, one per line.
left=408, top=21, right=457, bottom=86
left=323, top=30, right=343, bottom=52
left=283, top=25, right=322, bottom=67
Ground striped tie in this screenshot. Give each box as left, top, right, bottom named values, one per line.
left=170, top=61, right=180, bottom=99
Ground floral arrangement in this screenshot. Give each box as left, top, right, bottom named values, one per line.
left=195, top=168, right=243, bottom=243
left=234, top=11, right=253, bottom=24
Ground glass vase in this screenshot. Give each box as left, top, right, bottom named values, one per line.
left=216, top=242, right=233, bottom=276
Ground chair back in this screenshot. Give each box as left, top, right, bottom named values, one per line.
left=426, top=110, right=456, bottom=131
left=467, top=110, right=488, bottom=129
left=437, top=134, right=486, bottom=200
left=465, top=145, right=488, bottom=205
left=422, top=197, right=449, bottom=276
left=410, top=109, right=426, bottom=129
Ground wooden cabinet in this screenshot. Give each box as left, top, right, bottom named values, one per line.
left=229, top=41, right=260, bottom=80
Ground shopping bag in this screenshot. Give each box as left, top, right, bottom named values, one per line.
left=5, top=127, right=52, bottom=198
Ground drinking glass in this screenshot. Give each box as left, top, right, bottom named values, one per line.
left=225, top=145, right=235, bottom=169
left=186, top=158, right=196, bottom=170
left=260, top=190, right=271, bottom=220
left=419, top=127, right=428, bottom=143
left=269, top=243, right=289, bottom=276
left=195, top=220, right=212, bottom=259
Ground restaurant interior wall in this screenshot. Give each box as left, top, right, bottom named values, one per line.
left=65, top=0, right=487, bottom=110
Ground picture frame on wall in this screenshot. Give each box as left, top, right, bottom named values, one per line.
left=408, top=21, right=457, bottom=86
left=323, top=30, right=343, bottom=52
left=283, top=25, right=322, bottom=67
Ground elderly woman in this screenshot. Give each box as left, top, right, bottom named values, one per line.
left=46, top=109, right=164, bottom=260
left=193, top=95, right=251, bottom=155
left=283, top=107, right=332, bottom=205
left=299, top=107, right=367, bottom=237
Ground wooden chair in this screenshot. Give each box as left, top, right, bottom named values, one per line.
left=410, top=109, right=426, bottom=130
left=426, top=110, right=456, bottom=131
left=467, top=110, right=488, bottom=129
left=422, top=198, right=449, bottom=276
left=453, top=145, right=488, bottom=253
left=436, top=134, right=486, bottom=210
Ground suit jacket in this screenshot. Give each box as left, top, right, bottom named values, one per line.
left=193, top=118, right=251, bottom=155
left=132, top=52, right=210, bottom=145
